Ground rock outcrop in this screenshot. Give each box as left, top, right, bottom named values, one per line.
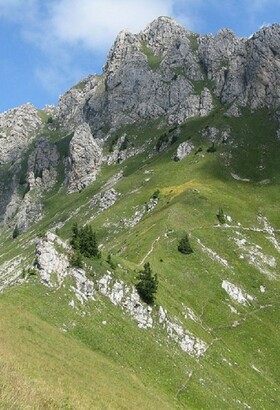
left=198, top=24, right=280, bottom=109
left=174, top=141, right=194, bottom=161
left=67, top=123, right=103, bottom=192
left=0, top=103, right=42, bottom=164
left=27, top=139, right=59, bottom=192
left=33, top=232, right=209, bottom=357
left=57, top=17, right=216, bottom=136
left=35, top=234, right=69, bottom=286
left=3, top=138, right=60, bottom=230
left=0, top=17, right=279, bottom=231
left=56, top=18, right=280, bottom=140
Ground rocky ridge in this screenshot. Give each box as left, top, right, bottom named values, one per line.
left=0, top=17, right=279, bottom=231
left=57, top=18, right=280, bottom=138
left=67, top=123, right=103, bottom=192
left=0, top=103, right=43, bottom=164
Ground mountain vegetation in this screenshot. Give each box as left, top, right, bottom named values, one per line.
left=0, top=16, right=279, bottom=409
left=178, top=234, right=193, bottom=255
left=136, top=262, right=158, bottom=305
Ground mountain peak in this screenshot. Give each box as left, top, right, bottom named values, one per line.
left=141, top=15, right=192, bottom=37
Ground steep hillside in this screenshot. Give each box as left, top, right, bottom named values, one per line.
left=0, top=17, right=280, bottom=409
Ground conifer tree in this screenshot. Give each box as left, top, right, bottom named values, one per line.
left=216, top=208, right=226, bottom=224
left=178, top=234, right=193, bottom=255
left=12, top=225, right=20, bottom=239
left=136, top=262, right=158, bottom=305
left=70, top=222, right=79, bottom=249
left=70, top=223, right=99, bottom=258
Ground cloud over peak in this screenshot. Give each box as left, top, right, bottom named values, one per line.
left=48, top=0, right=175, bottom=50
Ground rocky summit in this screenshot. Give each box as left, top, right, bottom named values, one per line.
left=0, top=16, right=280, bottom=409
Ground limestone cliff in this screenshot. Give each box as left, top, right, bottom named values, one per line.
left=0, top=16, right=279, bottom=230
left=57, top=17, right=280, bottom=137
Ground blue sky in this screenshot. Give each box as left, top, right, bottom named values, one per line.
left=0, top=0, right=279, bottom=113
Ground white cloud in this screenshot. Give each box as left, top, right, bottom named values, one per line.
left=47, top=0, right=175, bottom=50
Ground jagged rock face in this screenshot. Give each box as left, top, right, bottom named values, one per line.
left=11, top=139, right=60, bottom=231
left=58, top=18, right=280, bottom=136
left=0, top=103, right=42, bottom=164
left=67, top=123, right=102, bottom=192
left=3, top=138, right=60, bottom=231
left=243, top=25, right=280, bottom=109
left=59, top=17, right=214, bottom=135
left=0, top=166, right=18, bottom=224
left=36, top=235, right=69, bottom=284
left=199, top=24, right=280, bottom=109
left=0, top=17, right=279, bottom=231
left=27, top=139, right=59, bottom=191
left=0, top=105, right=51, bottom=226
left=58, top=75, right=102, bottom=133
left=14, top=193, right=43, bottom=232
left=198, top=29, right=247, bottom=99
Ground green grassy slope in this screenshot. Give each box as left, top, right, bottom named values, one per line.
left=1, top=108, right=280, bottom=409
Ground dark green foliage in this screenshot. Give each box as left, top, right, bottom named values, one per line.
left=80, top=225, right=99, bottom=258
left=70, top=222, right=80, bottom=250
left=70, top=250, right=83, bottom=268
left=47, top=116, right=53, bottom=124
left=178, top=234, right=193, bottom=255
left=12, top=225, right=20, bottom=239
left=152, top=189, right=160, bottom=200
left=207, top=142, right=217, bottom=153
left=156, top=133, right=169, bottom=151
left=136, top=262, right=158, bottom=305
left=217, top=208, right=226, bottom=224
left=70, top=223, right=100, bottom=258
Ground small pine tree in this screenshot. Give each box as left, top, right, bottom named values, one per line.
left=152, top=189, right=160, bottom=200
left=86, top=226, right=99, bottom=257
left=217, top=208, right=226, bottom=224
left=136, top=262, right=158, bottom=305
left=178, top=234, right=193, bottom=255
left=70, top=222, right=79, bottom=249
left=12, top=225, right=20, bottom=239
left=79, top=225, right=89, bottom=256
left=70, top=223, right=99, bottom=258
